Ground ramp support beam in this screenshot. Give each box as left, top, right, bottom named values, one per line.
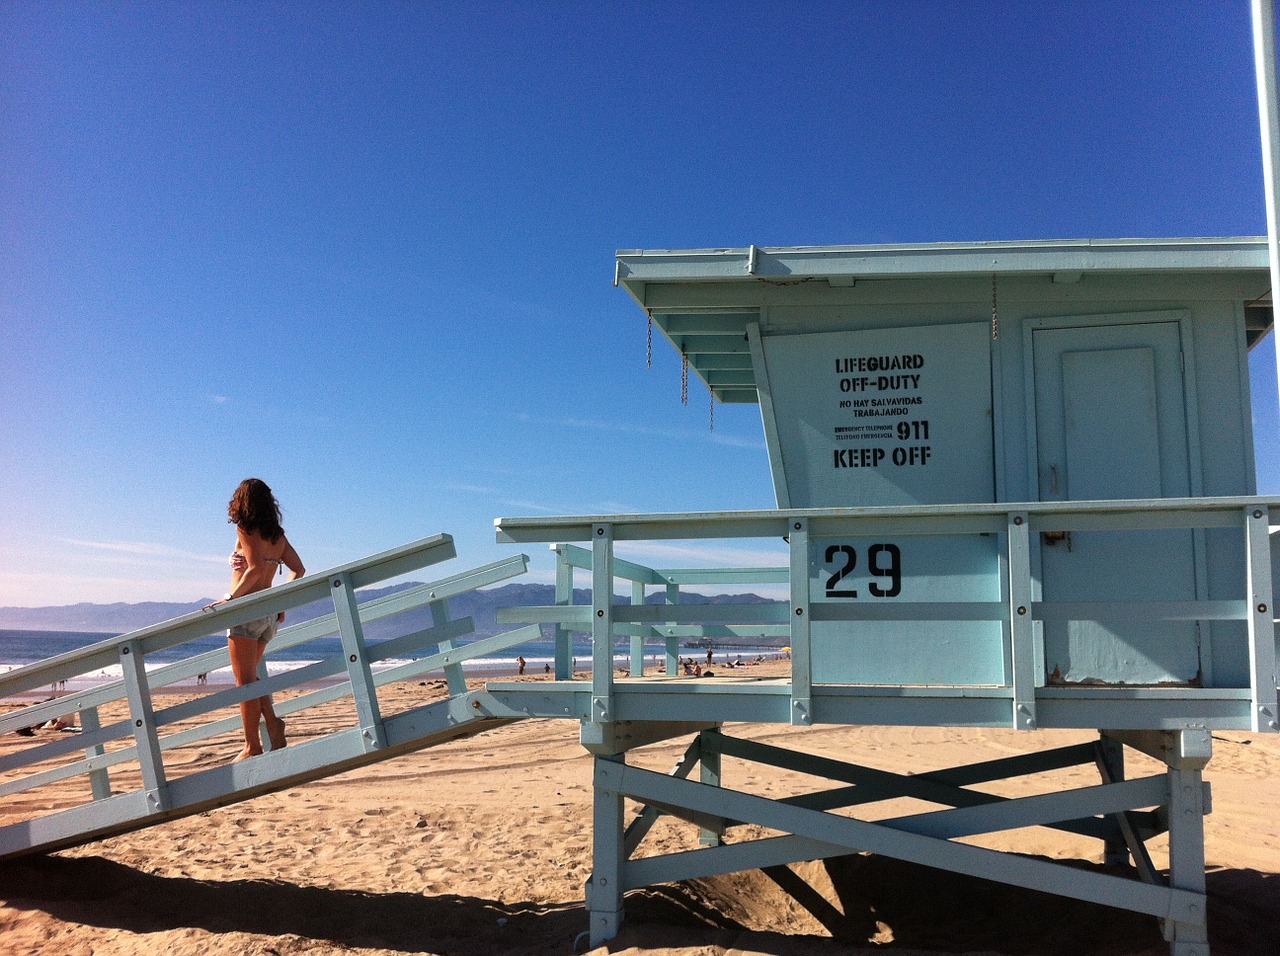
left=331, top=571, right=387, bottom=751
left=119, top=640, right=169, bottom=812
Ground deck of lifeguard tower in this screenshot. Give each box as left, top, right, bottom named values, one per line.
left=4, top=237, right=1280, bottom=956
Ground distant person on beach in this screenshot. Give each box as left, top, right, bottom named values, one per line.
left=517, top=655, right=526, bottom=675
left=12, top=697, right=45, bottom=736
left=203, top=478, right=304, bottom=762
left=706, top=648, right=713, bottom=666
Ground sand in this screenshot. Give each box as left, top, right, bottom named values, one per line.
left=0, top=671, right=1276, bottom=956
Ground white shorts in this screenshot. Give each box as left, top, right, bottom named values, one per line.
left=228, top=614, right=278, bottom=644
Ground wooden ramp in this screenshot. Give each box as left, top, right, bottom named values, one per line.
left=1, top=692, right=512, bottom=861
left=0, top=535, right=535, bottom=863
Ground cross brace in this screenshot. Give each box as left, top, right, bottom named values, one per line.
left=588, top=731, right=1210, bottom=953
left=597, top=761, right=1198, bottom=920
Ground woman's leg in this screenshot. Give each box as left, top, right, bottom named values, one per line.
left=252, top=639, right=287, bottom=751
left=227, top=635, right=264, bottom=760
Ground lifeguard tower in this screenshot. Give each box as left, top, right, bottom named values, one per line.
left=493, top=236, right=1280, bottom=956
left=613, top=237, right=1274, bottom=695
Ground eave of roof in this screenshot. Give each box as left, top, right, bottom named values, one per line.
left=616, top=236, right=1271, bottom=288
left=615, top=237, right=1273, bottom=405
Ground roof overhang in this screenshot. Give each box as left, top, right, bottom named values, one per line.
left=616, top=237, right=1273, bottom=403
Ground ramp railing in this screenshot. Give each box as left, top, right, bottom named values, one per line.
left=0, top=534, right=538, bottom=857
left=496, top=497, right=1280, bottom=733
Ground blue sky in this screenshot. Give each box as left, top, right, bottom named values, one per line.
left=2, top=0, right=1277, bottom=606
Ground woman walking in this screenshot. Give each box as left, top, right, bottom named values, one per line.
left=205, top=478, right=304, bottom=761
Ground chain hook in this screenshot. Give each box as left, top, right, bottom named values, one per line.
left=991, top=273, right=999, bottom=340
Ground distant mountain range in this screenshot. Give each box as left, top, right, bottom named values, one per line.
left=0, top=583, right=787, bottom=645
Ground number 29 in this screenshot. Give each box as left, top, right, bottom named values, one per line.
left=824, top=543, right=902, bottom=598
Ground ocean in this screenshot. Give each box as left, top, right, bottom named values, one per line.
left=0, top=628, right=778, bottom=694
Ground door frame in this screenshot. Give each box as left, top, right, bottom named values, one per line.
left=1020, top=309, right=1211, bottom=683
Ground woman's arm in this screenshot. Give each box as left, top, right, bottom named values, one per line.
left=279, top=535, right=305, bottom=581
left=273, top=535, right=305, bottom=623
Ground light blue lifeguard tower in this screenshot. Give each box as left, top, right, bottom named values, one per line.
left=496, top=234, right=1280, bottom=956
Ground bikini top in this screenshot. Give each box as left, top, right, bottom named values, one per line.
left=231, top=551, right=285, bottom=574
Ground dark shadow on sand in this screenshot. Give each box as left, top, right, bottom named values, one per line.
left=0, top=854, right=585, bottom=955
left=0, top=853, right=1276, bottom=955
left=623, top=856, right=1279, bottom=956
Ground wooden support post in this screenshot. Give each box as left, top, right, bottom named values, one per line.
left=79, top=705, right=111, bottom=801
left=699, top=727, right=723, bottom=846
left=331, top=572, right=386, bottom=750
left=592, top=524, right=615, bottom=723
left=554, top=546, right=574, bottom=680
left=118, top=640, right=169, bottom=812
left=788, top=518, right=812, bottom=725
left=589, top=754, right=626, bottom=946
left=1165, top=760, right=1209, bottom=956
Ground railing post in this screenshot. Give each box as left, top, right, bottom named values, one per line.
left=118, top=639, right=169, bottom=812
left=788, top=517, right=812, bottom=726
left=331, top=572, right=387, bottom=750
left=664, top=582, right=680, bottom=676
left=554, top=545, right=574, bottom=680
left=429, top=597, right=468, bottom=698
left=1008, top=511, right=1038, bottom=730
left=79, top=705, right=112, bottom=801
left=592, top=523, right=615, bottom=722
left=1244, top=505, right=1279, bottom=732
left=630, top=580, right=646, bottom=677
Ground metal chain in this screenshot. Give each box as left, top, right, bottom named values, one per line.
left=681, top=349, right=689, bottom=405
left=646, top=314, right=652, bottom=368
left=991, top=273, right=999, bottom=340
left=709, top=392, right=715, bottom=431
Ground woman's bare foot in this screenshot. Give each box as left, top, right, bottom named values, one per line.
left=266, top=716, right=287, bottom=751
left=233, top=746, right=262, bottom=763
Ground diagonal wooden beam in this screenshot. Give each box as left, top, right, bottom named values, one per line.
left=623, top=734, right=703, bottom=856
left=915, top=742, right=1098, bottom=786
left=601, top=762, right=1201, bottom=923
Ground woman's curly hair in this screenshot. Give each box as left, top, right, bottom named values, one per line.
left=227, top=478, right=284, bottom=543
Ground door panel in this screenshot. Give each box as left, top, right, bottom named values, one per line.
left=1032, top=321, right=1200, bottom=684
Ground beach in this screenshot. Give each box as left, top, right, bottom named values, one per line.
left=1, top=670, right=1277, bottom=956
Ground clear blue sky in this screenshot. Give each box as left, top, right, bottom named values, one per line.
left=2, top=0, right=1277, bottom=605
